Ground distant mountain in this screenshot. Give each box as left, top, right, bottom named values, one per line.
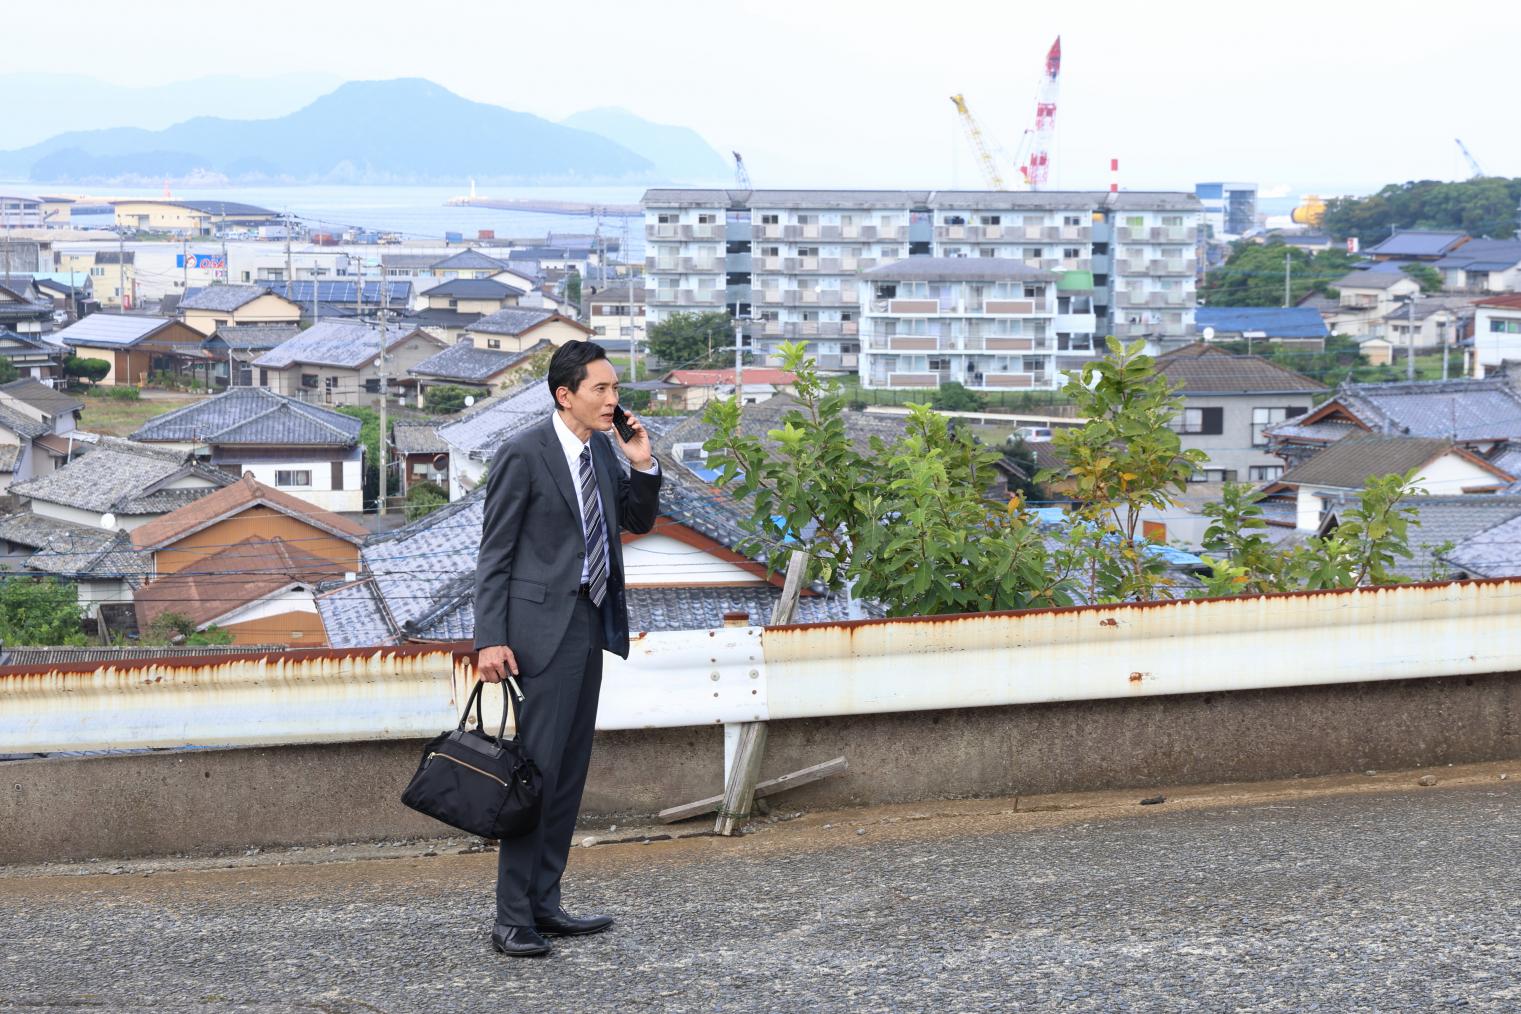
left=0, top=79, right=656, bottom=185
left=562, top=107, right=729, bottom=183
left=0, top=73, right=340, bottom=149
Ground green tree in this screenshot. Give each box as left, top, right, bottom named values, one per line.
left=1321, top=177, right=1521, bottom=243
left=142, top=611, right=235, bottom=646
left=0, top=577, right=86, bottom=646
left=424, top=385, right=472, bottom=415
left=338, top=406, right=380, bottom=509
left=565, top=271, right=582, bottom=308
left=64, top=355, right=111, bottom=387
left=1201, top=243, right=1358, bottom=307
left=646, top=311, right=734, bottom=369
left=930, top=381, right=984, bottom=413
left=405, top=479, right=449, bottom=521
left=1401, top=263, right=1443, bottom=294
left=0, top=358, right=16, bottom=384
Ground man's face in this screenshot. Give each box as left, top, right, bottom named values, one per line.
left=556, top=358, right=619, bottom=433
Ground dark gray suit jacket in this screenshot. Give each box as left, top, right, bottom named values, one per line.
left=473, top=414, right=661, bottom=677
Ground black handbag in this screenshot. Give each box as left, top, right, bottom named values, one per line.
left=401, top=677, right=543, bottom=839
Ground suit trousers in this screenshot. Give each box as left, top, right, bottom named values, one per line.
left=495, top=595, right=605, bottom=927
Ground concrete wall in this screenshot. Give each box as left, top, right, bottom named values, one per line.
left=6, top=668, right=1519, bottom=864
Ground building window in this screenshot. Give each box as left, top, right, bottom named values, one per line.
left=594, top=326, right=606, bottom=335
left=1063, top=248, right=1081, bottom=259
left=1249, top=465, right=1284, bottom=481
left=276, top=470, right=312, bottom=487
left=301, top=373, right=319, bottom=389
left=331, top=461, right=345, bottom=490
left=761, top=214, right=779, bottom=225
left=979, top=215, right=1001, bottom=225
left=1251, top=406, right=1304, bottom=445
left=1063, top=215, right=1082, bottom=226
left=486, top=338, right=501, bottom=349
left=364, top=378, right=381, bottom=394
left=1178, top=407, right=1224, bottom=435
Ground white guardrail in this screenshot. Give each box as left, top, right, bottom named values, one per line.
left=4, top=579, right=1521, bottom=755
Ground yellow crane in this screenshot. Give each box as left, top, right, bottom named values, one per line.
left=950, top=94, right=1008, bottom=191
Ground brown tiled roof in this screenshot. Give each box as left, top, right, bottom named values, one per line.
left=133, top=536, right=346, bottom=631
left=1155, top=343, right=1327, bottom=395
left=1278, top=433, right=1508, bottom=490
left=129, top=472, right=369, bottom=550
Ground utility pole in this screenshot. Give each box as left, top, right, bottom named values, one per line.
left=1407, top=294, right=1417, bottom=382
left=1440, top=319, right=1450, bottom=381
left=377, top=298, right=389, bottom=516
left=284, top=209, right=294, bottom=286
left=733, top=310, right=744, bottom=402
left=1283, top=250, right=1291, bottom=308
left=2, top=202, right=11, bottom=280
left=118, top=233, right=126, bottom=308
left=181, top=235, right=188, bottom=292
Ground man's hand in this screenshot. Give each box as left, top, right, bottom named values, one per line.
left=477, top=644, right=519, bottom=683
left=612, top=410, right=654, bottom=472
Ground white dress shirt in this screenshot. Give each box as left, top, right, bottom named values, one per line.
left=551, top=411, right=657, bottom=584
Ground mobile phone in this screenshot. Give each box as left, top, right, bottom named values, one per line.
left=612, top=405, right=637, bottom=442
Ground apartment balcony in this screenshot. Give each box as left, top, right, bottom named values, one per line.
left=975, top=372, right=1038, bottom=390
left=886, top=372, right=942, bottom=388
left=1163, top=291, right=1193, bottom=307
left=757, top=224, right=784, bottom=240
left=1163, top=226, right=1197, bottom=242
left=1119, top=259, right=1148, bottom=274
left=677, top=289, right=726, bottom=306
left=1146, top=259, right=1198, bottom=277
left=862, top=225, right=907, bottom=242
left=936, top=225, right=969, bottom=241
left=754, top=256, right=782, bottom=272
left=646, top=223, right=679, bottom=240
left=680, top=257, right=721, bottom=273
left=783, top=225, right=803, bottom=240
left=815, top=353, right=859, bottom=371
left=758, top=288, right=784, bottom=305
left=799, top=289, right=820, bottom=304
left=1059, top=259, right=1092, bottom=272
left=679, top=224, right=724, bottom=240
left=783, top=257, right=821, bottom=272
left=820, top=225, right=842, bottom=240
left=1054, top=312, right=1098, bottom=333
left=648, top=289, right=680, bottom=305
left=984, top=298, right=1039, bottom=315
left=1060, top=225, right=1092, bottom=241
left=1116, top=226, right=1161, bottom=243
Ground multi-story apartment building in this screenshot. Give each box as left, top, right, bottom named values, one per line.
left=642, top=189, right=1201, bottom=390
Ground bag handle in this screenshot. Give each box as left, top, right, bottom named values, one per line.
left=457, top=676, right=526, bottom=744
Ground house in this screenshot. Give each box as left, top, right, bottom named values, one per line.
left=0, top=195, right=44, bottom=229
left=1263, top=377, right=1521, bottom=470
left=1394, top=495, right=1521, bottom=580
left=8, top=437, right=236, bottom=531
left=178, top=284, right=303, bottom=336
left=0, top=275, right=56, bottom=335
left=0, top=379, right=82, bottom=492
left=1266, top=433, right=1514, bottom=531
left=381, top=252, right=442, bottom=280
left=429, top=248, right=512, bottom=280
left=1472, top=295, right=1521, bottom=379
left=1380, top=297, right=1473, bottom=360
left=204, top=323, right=300, bottom=388
left=0, top=509, right=151, bottom=620
left=263, top=279, right=413, bottom=321
left=1320, top=270, right=1421, bottom=338
left=392, top=420, right=448, bottom=493
left=1362, top=229, right=1469, bottom=262
left=585, top=283, right=646, bottom=346
left=251, top=318, right=448, bottom=410
left=1441, top=511, right=1521, bottom=579
left=126, top=472, right=369, bottom=646
left=0, top=330, right=66, bottom=382
left=1431, top=238, right=1521, bottom=294
left=463, top=306, right=593, bottom=353
left=78, top=250, right=138, bottom=308
left=655, top=368, right=799, bottom=410
left=1153, top=344, right=1326, bottom=483
left=407, top=338, right=554, bottom=404
left=110, top=199, right=279, bottom=236
left=436, top=381, right=555, bottom=499
left=1194, top=306, right=1329, bottom=352
left=416, top=277, right=523, bottom=316
left=51, top=312, right=211, bottom=386
left=32, top=276, right=92, bottom=322
left=130, top=387, right=365, bottom=512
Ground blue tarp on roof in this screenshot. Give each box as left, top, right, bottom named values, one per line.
left=1195, top=307, right=1329, bottom=339
left=1029, top=507, right=1207, bottom=568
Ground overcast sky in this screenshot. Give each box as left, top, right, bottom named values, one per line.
left=19, top=0, right=1520, bottom=195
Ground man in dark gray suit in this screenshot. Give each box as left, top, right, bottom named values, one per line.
left=474, top=340, right=661, bottom=958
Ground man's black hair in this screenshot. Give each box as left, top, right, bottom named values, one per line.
left=547, top=340, right=609, bottom=408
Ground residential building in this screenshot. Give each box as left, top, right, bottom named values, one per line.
left=1194, top=182, right=1257, bottom=240
left=1154, top=344, right=1327, bottom=483
left=1266, top=433, right=1514, bottom=531
left=0, top=276, right=57, bottom=335
left=1362, top=229, right=1469, bottom=262
left=407, top=337, right=553, bottom=404
left=436, top=381, right=554, bottom=499
left=859, top=257, right=1096, bottom=392
left=654, top=368, right=798, bottom=410
left=0, top=195, right=44, bottom=229
left=380, top=252, right=442, bottom=280
left=110, top=199, right=279, bottom=236
left=1395, top=495, right=1521, bottom=580
left=392, top=420, right=448, bottom=493
left=642, top=188, right=1202, bottom=383
left=463, top=306, right=593, bottom=353
left=1194, top=306, right=1329, bottom=352
left=263, top=279, right=413, bottom=321
left=1263, top=377, right=1521, bottom=471
left=251, top=319, right=448, bottom=410
left=429, top=248, right=512, bottom=280
left=127, top=473, right=370, bottom=646
left=0, top=378, right=82, bottom=492
left=57, top=250, right=137, bottom=308
left=1441, top=510, right=1521, bottom=579
left=1319, top=270, right=1421, bottom=338
left=131, top=387, right=366, bottom=512
left=416, top=277, right=523, bottom=316
left=178, top=284, right=303, bottom=336
left=32, top=276, right=91, bottom=321
left=205, top=323, right=300, bottom=388
left=51, top=312, right=210, bottom=386
left=1473, top=295, right=1521, bottom=378
left=1431, top=238, right=1521, bottom=293
left=0, top=509, right=151, bottom=618
left=585, top=283, right=646, bottom=346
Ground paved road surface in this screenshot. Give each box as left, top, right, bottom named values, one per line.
left=3, top=777, right=1519, bottom=1013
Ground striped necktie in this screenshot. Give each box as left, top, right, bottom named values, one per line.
left=578, top=445, right=608, bottom=607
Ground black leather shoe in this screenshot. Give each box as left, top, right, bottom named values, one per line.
left=534, top=907, right=614, bottom=937
left=491, top=923, right=552, bottom=957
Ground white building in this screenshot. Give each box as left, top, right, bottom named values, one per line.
left=1474, top=295, right=1521, bottom=378
left=1194, top=182, right=1257, bottom=240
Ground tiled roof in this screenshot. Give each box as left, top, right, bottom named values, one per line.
left=436, top=381, right=555, bottom=460
left=466, top=306, right=559, bottom=337
left=0, top=378, right=82, bottom=416
left=392, top=421, right=447, bottom=455
left=252, top=319, right=436, bottom=370
left=1264, top=418, right=1362, bottom=444
left=1442, top=513, right=1521, bottom=578
left=131, top=387, right=361, bottom=447
left=1336, top=271, right=1414, bottom=291
left=316, top=576, right=394, bottom=648
left=179, top=284, right=277, bottom=312
left=1277, top=434, right=1466, bottom=490
left=1396, top=495, right=1521, bottom=580
left=7, top=513, right=151, bottom=581
left=422, top=277, right=523, bottom=299
left=1327, top=378, right=1521, bottom=443
left=129, top=472, right=368, bottom=551
left=432, top=249, right=511, bottom=271
left=209, top=323, right=300, bottom=350
left=0, top=401, right=49, bottom=440
left=0, top=644, right=286, bottom=666
left=1194, top=307, right=1330, bottom=339
left=1154, top=344, right=1326, bottom=395
left=408, top=340, right=538, bottom=383
left=1363, top=230, right=1468, bottom=258
left=134, top=537, right=345, bottom=631
left=53, top=313, right=175, bottom=347
left=656, top=394, right=907, bottom=458
left=9, top=446, right=233, bottom=514
left=380, top=253, right=442, bottom=270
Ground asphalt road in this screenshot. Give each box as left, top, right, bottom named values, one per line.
left=3, top=778, right=1519, bottom=1013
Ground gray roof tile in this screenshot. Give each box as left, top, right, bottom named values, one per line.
left=53, top=313, right=177, bottom=347
left=432, top=249, right=511, bottom=271
left=436, top=381, right=555, bottom=460
left=408, top=339, right=549, bottom=383
left=131, top=387, right=360, bottom=447
left=179, top=284, right=276, bottom=312
left=252, top=319, right=433, bottom=370
left=466, top=307, right=558, bottom=337
left=1278, top=433, right=1470, bottom=490
left=391, top=421, right=447, bottom=455
left=9, top=446, right=233, bottom=514
left=1330, top=378, right=1521, bottom=443
left=209, top=323, right=300, bottom=350
left=1396, top=495, right=1521, bottom=579
left=1442, top=513, right=1521, bottom=578
left=1156, top=343, right=1326, bottom=394
left=0, top=378, right=82, bottom=416
left=421, top=277, right=523, bottom=299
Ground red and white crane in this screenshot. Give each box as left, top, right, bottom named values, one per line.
left=1015, top=36, right=1061, bottom=190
